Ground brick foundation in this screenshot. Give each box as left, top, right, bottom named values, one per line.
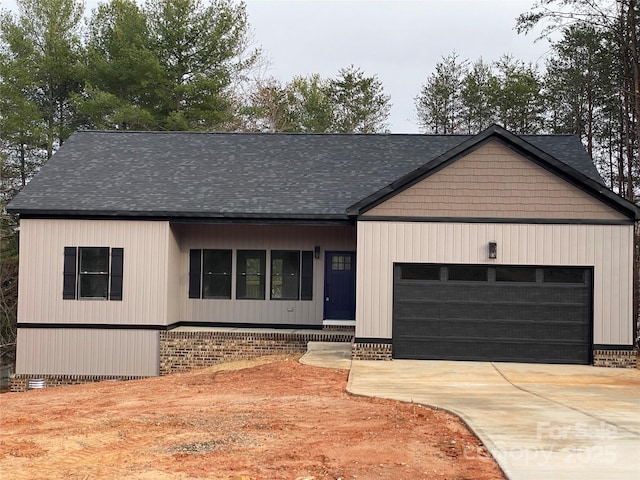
left=351, top=342, right=393, bottom=360
left=593, top=349, right=638, bottom=368
left=160, top=330, right=353, bottom=375
left=9, top=374, right=148, bottom=392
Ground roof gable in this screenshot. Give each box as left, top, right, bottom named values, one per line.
left=362, top=140, right=628, bottom=221
left=349, top=125, right=638, bottom=220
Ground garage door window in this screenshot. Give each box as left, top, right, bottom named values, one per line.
left=401, top=265, right=440, bottom=280
left=496, top=266, right=537, bottom=283
left=543, top=268, right=584, bottom=283
left=447, top=266, right=487, bottom=282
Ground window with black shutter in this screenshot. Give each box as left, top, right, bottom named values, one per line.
left=203, top=250, right=232, bottom=299
left=271, top=251, right=300, bottom=300
left=63, top=246, right=123, bottom=301
left=270, top=250, right=313, bottom=301
left=189, top=249, right=233, bottom=299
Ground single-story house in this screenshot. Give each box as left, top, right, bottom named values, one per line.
left=7, top=125, right=639, bottom=388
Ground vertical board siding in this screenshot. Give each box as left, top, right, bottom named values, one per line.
left=172, top=224, right=356, bottom=326
left=166, top=226, right=182, bottom=325
left=16, top=328, right=159, bottom=376
left=17, top=219, right=171, bottom=327
left=356, top=221, right=634, bottom=345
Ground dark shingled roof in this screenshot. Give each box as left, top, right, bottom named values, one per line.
left=6, top=129, right=610, bottom=220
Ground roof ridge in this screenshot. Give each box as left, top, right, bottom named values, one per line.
left=74, top=130, right=476, bottom=138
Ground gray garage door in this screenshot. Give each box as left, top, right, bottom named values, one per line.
left=393, top=264, right=592, bottom=364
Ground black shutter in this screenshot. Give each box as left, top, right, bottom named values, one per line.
left=110, top=248, right=124, bottom=301
left=189, top=249, right=202, bottom=298
left=301, top=251, right=313, bottom=300
left=63, top=247, right=77, bottom=299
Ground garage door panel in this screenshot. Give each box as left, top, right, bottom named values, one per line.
left=396, top=338, right=590, bottom=364
left=396, top=282, right=590, bottom=305
left=395, top=319, right=589, bottom=341
left=396, top=301, right=590, bottom=324
left=396, top=283, right=489, bottom=303
left=393, top=264, right=592, bottom=364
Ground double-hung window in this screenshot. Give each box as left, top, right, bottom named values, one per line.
left=271, top=250, right=313, bottom=301
left=189, top=249, right=232, bottom=299
left=236, top=250, right=266, bottom=300
left=271, top=251, right=300, bottom=300
left=63, top=247, right=123, bottom=300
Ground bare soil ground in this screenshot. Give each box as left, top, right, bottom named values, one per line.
left=0, top=357, right=505, bottom=480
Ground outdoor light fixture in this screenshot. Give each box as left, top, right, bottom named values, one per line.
left=314, top=245, right=321, bottom=259
left=488, top=241, right=497, bottom=259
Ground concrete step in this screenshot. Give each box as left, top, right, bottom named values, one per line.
left=301, top=342, right=352, bottom=370
left=306, top=341, right=352, bottom=352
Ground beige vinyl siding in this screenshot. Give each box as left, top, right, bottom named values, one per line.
left=173, top=224, right=356, bottom=325
left=16, top=328, right=158, bottom=376
left=166, top=225, right=182, bottom=326
left=356, top=221, right=634, bottom=345
left=364, top=141, right=627, bottom=221
left=17, top=219, right=172, bottom=326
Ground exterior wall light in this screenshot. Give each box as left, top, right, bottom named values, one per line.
left=314, top=245, right=321, bottom=259
left=489, top=241, right=497, bottom=259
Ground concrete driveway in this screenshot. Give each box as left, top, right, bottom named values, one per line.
left=347, top=360, right=640, bottom=480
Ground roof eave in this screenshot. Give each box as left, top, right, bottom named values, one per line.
left=10, top=209, right=354, bottom=224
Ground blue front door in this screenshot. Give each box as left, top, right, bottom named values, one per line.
left=324, top=251, right=356, bottom=320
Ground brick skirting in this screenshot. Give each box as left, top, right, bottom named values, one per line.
left=160, top=330, right=354, bottom=375
left=350, top=344, right=639, bottom=367
left=593, top=349, right=638, bottom=368
left=351, top=342, right=393, bottom=360
left=9, top=374, right=148, bottom=392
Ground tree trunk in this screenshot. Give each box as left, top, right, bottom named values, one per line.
left=626, top=0, right=639, bottom=201
left=587, top=88, right=594, bottom=157
left=19, top=143, right=26, bottom=188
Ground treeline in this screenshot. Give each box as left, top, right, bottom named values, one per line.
left=0, top=0, right=392, bottom=205
left=416, top=17, right=638, bottom=201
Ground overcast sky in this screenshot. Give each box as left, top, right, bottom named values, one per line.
left=3, top=0, right=550, bottom=133
left=245, top=1, right=550, bottom=132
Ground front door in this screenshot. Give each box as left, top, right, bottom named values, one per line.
left=324, top=251, right=356, bottom=320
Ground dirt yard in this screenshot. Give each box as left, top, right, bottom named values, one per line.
left=0, top=357, right=505, bottom=480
